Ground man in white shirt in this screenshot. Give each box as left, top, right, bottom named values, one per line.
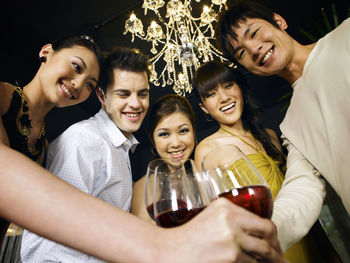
left=215, top=0, right=350, bottom=259
left=21, top=47, right=151, bottom=262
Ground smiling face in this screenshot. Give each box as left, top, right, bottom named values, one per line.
left=200, top=81, right=244, bottom=127
left=153, top=111, right=195, bottom=164
left=228, top=16, right=294, bottom=76
left=97, top=69, right=149, bottom=137
left=39, top=45, right=99, bottom=107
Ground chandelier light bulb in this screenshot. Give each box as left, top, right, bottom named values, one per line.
left=130, top=13, right=136, bottom=20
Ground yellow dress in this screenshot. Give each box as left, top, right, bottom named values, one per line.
left=221, top=128, right=325, bottom=263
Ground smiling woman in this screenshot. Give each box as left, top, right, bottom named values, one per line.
left=131, top=94, right=196, bottom=222
left=0, top=34, right=104, bottom=259
left=192, top=60, right=327, bottom=262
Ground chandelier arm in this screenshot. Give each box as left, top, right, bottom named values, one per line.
left=154, top=10, right=167, bottom=26
left=165, top=22, right=177, bottom=46
left=150, top=53, right=163, bottom=64
left=207, top=42, right=226, bottom=56
left=155, top=39, right=166, bottom=45
left=199, top=25, right=212, bottom=35
left=189, top=17, right=202, bottom=21
left=156, top=63, right=169, bottom=81
left=150, top=47, right=166, bottom=63
left=135, top=34, right=148, bottom=41
left=173, top=23, right=180, bottom=45
left=164, top=22, right=176, bottom=46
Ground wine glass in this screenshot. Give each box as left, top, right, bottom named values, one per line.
left=145, top=158, right=214, bottom=227
left=202, top=144, right=273, bottom=219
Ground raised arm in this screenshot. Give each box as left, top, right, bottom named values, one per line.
left=0, top=147, right=285, bottom=262
left=272, top=135, right=326, bottom=251
left=0, top=140, right=162, bottom=262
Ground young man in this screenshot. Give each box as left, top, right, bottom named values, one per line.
left=18, top=46, right=285, bottom=263
left=215, top=0, right=350, bottom=254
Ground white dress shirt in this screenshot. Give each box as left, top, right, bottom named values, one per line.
left=21, top=108, right=138, bottom=262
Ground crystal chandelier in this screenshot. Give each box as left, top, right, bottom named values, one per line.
left=124, top=0, right=230, bottom=95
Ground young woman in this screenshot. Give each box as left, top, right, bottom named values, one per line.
left=1, top=35, right=103, bottom=164
left=131, top=94, right=196, bottom=222
left=193, top=61, right=325, bottom=263
left=0, top=35, right=103, bottom=242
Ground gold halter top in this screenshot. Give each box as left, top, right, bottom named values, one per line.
left=220, top=127, right=285, bottom=198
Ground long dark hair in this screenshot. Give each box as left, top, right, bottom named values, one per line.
left=148, top=94, right=196, bottom=156
left=193, top=61, right=285, bottom=171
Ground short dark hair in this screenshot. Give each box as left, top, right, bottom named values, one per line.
left=215, top=0, right=279, bottom=64
left=51, top=35, right=104, bottom=83
left=148, top=94, right=196, bottom=152
left=99, top=46, right=151, bottom=92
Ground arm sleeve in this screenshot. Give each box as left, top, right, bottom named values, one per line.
left=46, top=127, right=103, bottom=195
left=271, top=135, right=326, bottom=252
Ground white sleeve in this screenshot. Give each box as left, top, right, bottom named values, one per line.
left=46, top=127, right=102, bottom=195
left=271, top=135, right=326, bottom=252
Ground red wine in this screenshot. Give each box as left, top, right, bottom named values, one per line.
left=147, top=199, right=187, bottom=220
left=219, top=185, right=273, bottom=219
left=147, top=199, right=206, bottom=227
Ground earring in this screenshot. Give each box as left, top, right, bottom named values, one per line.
left=39, top=56, right=46, bottom=63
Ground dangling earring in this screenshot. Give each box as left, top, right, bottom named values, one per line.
left=40, top=56, right=46, bottom=63
left=205, top=114, right=213, bottom=122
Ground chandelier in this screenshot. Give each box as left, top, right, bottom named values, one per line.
left=124, top=0, right=230, bottom=95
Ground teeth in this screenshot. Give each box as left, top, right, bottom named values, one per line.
left=62, top=86, right=73, bottom=98
left=170, top=150, right=183, bottom=155
left=220, top=102, right=236, bottom=112
left=126, top=113, right=140, bottom=117
left=262, top=49, right=273, bottom=64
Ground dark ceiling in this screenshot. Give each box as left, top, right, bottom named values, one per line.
left=1, top=0, right=348, bottom=179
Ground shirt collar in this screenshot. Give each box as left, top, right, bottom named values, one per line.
left=95, top=109, right=139, bottom=152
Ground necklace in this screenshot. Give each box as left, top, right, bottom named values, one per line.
left=15, top=85, right=45, bottom=156
left=220, top=127, right=260, bottom=152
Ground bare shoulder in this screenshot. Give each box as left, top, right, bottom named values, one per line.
left=194, top=134, right=219, bottom=170
left=0, top=82, right=16, bottom=115
left=266, top=128, right=282, bottom=151
left=196, top=134, right=218, bottom=155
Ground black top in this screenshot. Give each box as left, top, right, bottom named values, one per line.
left=2, top=84, right=45, bottom=161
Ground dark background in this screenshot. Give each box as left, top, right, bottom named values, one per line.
left=1, top=0, right=349, bottom=181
